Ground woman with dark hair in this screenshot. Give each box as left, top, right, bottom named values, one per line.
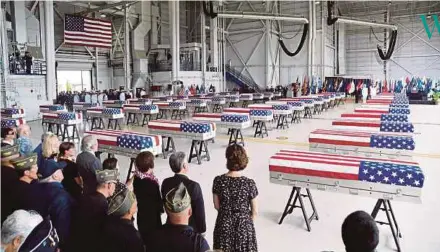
left=212, top=144, right=259, bottom=252
left=58, top=142, right=82, bottom=200
left=133, top=151, right=163, bottom=245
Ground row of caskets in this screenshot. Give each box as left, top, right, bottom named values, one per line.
left=268, top=93, right=423, bottom=251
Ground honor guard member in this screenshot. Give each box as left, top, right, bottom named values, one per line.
left=149, top=183, right=210, bottom=252
left=1, top=145, right=20, bottom=223
left=68, top=169, right=119, bottom=252
left=10, top=153, right=39, bottom=210
left=101, top=187, right=144, bottom=252
left=37, top=161, right=74, bottom=249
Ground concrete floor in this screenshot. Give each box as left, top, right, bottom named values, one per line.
left=27, top=102, right=440, bottom=252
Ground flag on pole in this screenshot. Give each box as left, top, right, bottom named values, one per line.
left=64, top=14, right=112, bottom=48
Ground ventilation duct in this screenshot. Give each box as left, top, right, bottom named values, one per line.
left=131, top=1, right=151, bottom=89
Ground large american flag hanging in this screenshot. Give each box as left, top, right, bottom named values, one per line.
left=64, top=14, right=112, bottom=48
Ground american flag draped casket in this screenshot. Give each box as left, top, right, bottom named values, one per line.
left=252, top=93, right=264, bottom=100
left=185, top=99, right=207, bottom=107
left=225, top=95, right=240, bottom=102
left=126, top=98, right=152, bottom=105
left=192, top=113, right=251, bottom=129
left=84, top=129, right=162, bottom=157
left=269, top=149, right=424, bottom=203
left=280, top=98, right=315, bottom=107
left=263, top=93, right=274, bottom=99
left=1, top=118, right=26, bottom=128
left=123, top=104, right=159, bottom=114
left=1, top=108, right=25, bottom=119
left=103, top=100, right=125, bottom=108
left=148, top=120, right=216, bottom=140
left=266, top=101, right=305, bottom=111
left=309, top=129, right=415, bottom=159
left=73, top=102, right=98, bottom=108
left=360, top=104, right=410, bottom=109
left=311, top=97, right=325, bottom=105
left=249, top=109, right=273, bottom=121
left=341, top=113, right=409, bottom=122
left=223, top=108, right=250, bottom=114
left=153, top=101, right=186, bottom=110
left=332, top=120, right=415, bottom=133
left=211, top=97, right=226, bottom=104
left=87, top=108, right=124, bottom=119
left=355, top=107, right=410, bottom=115
left=39, top=105, right=66, bottom=113
left=42, top=112, right=82, bottom=125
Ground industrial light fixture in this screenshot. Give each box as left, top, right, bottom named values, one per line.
left=315, top=1, right=320, bottom=4
left=100, top=14, right=106, bottom=18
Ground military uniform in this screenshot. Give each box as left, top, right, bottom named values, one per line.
left=1, top=145, right=20, bottom=223
left=148, top=183, right=210, bottom=252
left=68, top=169, right=119, bottom=252
left=101, top=187, right=144, bottom=252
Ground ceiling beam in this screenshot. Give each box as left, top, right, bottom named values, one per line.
left=64, top=2, right=138, bottom=18
left=75, top=1, right=138, bottom=16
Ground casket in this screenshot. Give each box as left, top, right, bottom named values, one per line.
left=1, top=118, right=26, bottom=128
left=148, top=120, right=216, bottom=140
left=225, top=95, right=240, bottom=103
left=341, top=113, right=409, bottom=122
left=192, top=113, right=251, bottom=129
left=332, top=120, right=415, bottom=133
left=252, top=93, right=264, bottom=100
left=211, top=97, right=226, bottom=104
left=309, top=129, right=415, bottom=158
left=250, top=109, right=273, bottom=121
left=153, top=101, right=186, bottom=110
left=1, top=108, right=25, bottom=119
left=269, top=149, right=424, bottom=203
left=39, top=105, right=66, bottom=113
left=126, top=98, right=152, bottom=105
left=84, top=129, right=162, bottom=157
left=123, top=104, right=159, bottom=114
left=103, top=100, right=125, bottom=108
left=87, top=108, right=125, bottom=119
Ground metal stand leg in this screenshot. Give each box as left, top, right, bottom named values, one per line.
left=162, top=136, right=176, bottom=159
left=188, top=140, right=210, bottom=165
left=254, top=120, right=268, bottom=138
left=228, top=129, right=245, bottom=146
left=278, top=187, right=319, bottom=232
left=126, top=158, right=135, bottom=183
left=242, top=100, right=249, bottom=108
left=371, top=199, right=402, bottom=252
left=277, top=115, right=289, bottom=129
left=141, top=114, right=151, bottom=126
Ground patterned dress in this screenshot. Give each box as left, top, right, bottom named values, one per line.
left=212, top=174, right=258, bottom=252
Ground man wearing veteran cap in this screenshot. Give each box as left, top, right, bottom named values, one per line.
left=10, top=153, right=40, bottom=211
left=37, top=160, right=74, bottom=249
left=1, top=145, right=20, bottom=223
left=68, top=169, right=119, bottom=252
left=148, top=183, right=210, bottom=252
left=101, top=187, right=144, bottom=252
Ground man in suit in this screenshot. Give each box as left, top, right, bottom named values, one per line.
left=161, top=152, right=206, bottom=234
left=76, top=135, right=102, bottom=195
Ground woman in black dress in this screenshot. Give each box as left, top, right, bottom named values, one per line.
left=212, top=144, right=259, bottom=252
left=58, top=142, right=82, bottom=201
left=133, top=151, right=163, bottom=245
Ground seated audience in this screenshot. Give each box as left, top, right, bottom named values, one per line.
left=58, top=142, right=83, bottom=201
left=37, top=161, right=74, bottom=249
left=10, top=153, right=39, bottom=210
left=148, top=183, right=210, bottom=252
left=1, top=210, right=44, bottom=252
left=76, top=135, right=102, bottom=195
left=341, top=210, right=379, bottom=252
left=133, top=151, right=163, bottom=244
left=68, top=169, right=118, bottom=252
left=34, top=132, right=54, bottom=166
left=1, top=145, right=20, bottom=223
left=1, top=127, right=16, bottom=147
left=16, top=125, right=33, bottom=156
left=161, top=152, right=206, bottom=234
left=101, top=187, right=144, bottom=252
left=212, top=144, right=258, bottom=252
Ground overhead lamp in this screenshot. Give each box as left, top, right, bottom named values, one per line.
left=315, top=1, right=320, bottom=4
left=100, top=14, right=107, bottom=18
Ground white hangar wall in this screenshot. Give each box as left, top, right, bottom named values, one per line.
left=225, top=1, right=336, bottom=89
left=343, top=1, right=440, bottom=80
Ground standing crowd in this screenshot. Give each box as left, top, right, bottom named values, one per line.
left=2, top=125, right=380, bottom=252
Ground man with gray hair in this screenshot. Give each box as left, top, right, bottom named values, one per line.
left=161, top=152, right=206, bottom=234
left=76, top=135, right=102, bottom=195
left=1, top=210, right=43, bottom=251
